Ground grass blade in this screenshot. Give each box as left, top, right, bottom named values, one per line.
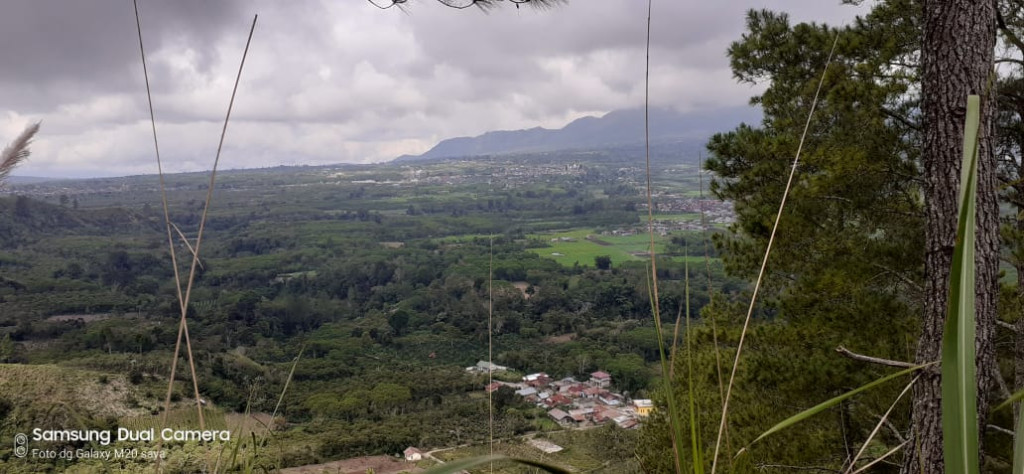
left=940, top=94, right=981, bottom=474
left=849, top=439, right=910, bottom=474
left=711, top=30, right=841, bottom=473
left=996, top=387, right=1024, bottom=413
left=421, top=455, right=571, bottom=474
left=1014, top=400, right=1024, bottom=474
left=271, top=344, right=304, bottom=423
left=639, top=0, right=685, bottom=470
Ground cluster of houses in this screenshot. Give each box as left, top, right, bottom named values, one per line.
left=484, top=368, right=653, bottom=430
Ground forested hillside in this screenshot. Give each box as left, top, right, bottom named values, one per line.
left=0, top=153, right=744, bottom=472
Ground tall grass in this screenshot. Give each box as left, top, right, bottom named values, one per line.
left=638, top=0, right=688, bottom=471
left=0, top=122, right=40, bottom=186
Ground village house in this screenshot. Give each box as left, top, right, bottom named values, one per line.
left=590, top=370, right=612, bottom=388
left=583, top=387, right=603, bottom=398
left=566, top=383, right=586, bottom=397
left=598, top=392, right=623, bottom=406
left=404, top=447, right=423, bottom=462
left=634, top=399, right=654, bottom=417
left=484, top=382, right=503, bottom=393
left=515, top=387, right=538, bottom=398
left=568, top=407, right=594, bottom=424
left=548, top=408, right=574, bottom=426
left=524, top=372, right=552, bottom=387
left=543, top=393, right=572, bottom=408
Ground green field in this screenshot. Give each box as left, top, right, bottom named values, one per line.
left=528, top=229, right=690, bottom=267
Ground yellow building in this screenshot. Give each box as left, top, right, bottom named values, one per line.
left=633, top=399, right=654, bottom=417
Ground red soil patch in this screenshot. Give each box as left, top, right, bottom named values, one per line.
left=280, top=455, right=422, bottom=474
left=45, top=313, right=112, bottom=323
left=544, top=333, right=576, bottom=344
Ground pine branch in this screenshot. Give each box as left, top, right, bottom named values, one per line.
left=0, top=122, right=41, bottom=184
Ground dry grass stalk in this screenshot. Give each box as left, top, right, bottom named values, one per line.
left=710, top=31, right=841, bottom=474
left=132, top=0, right=258, bottom=468
left=0, top=122, right=41, bottom=185
left=131, top=0, right=207, bottom=454
left=843, top=376, right=918, bottom=474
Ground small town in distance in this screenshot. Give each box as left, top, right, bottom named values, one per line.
left=469, top=361, right=653, bottom=430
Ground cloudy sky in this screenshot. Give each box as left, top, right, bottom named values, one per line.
left=0, top=0, right=864, bottom=178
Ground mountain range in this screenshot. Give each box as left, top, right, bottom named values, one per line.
left=394, top=106, right=762, bottom=162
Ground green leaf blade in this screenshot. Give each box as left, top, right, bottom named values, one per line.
left=940, top=94, right=981, bottom=474
left=1014, top=406, right=1024, bottom=474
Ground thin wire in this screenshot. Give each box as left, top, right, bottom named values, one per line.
left=710, top=30, right=841, bottom=473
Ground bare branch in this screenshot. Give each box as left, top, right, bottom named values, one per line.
left=836, top=346, right=917, bottom=369
left=998, top=319, right=1020, bottom=333
left=998, top=9, right=1024, bottom=57
left=880, top=107, right=921, bottom=132
left=987, top=424, right=1015, bottom=436
left=877, top=416, right=908, bottom=444
left=996, top=58, right=1024, bottom=67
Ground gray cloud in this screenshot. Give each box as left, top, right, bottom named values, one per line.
left=0, top=0, right=245, bottom=111
left=0, top=0, right=865, bottom=178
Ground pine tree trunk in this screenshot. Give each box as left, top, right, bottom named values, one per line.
left=906, top=1, right=998, bottom=473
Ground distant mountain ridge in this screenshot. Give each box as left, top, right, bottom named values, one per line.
left=395, top=106, right=761, bottom=162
